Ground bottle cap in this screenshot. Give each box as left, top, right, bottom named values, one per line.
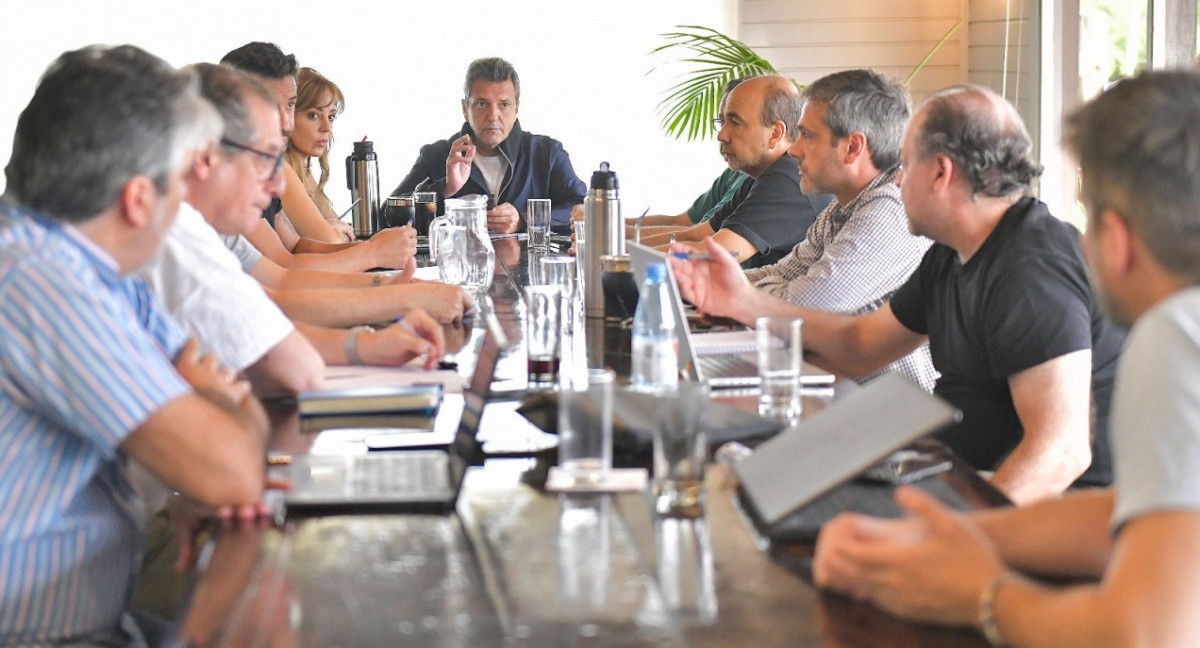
left=646, top=262, right=666, bottom=282
left=352, top=140, right=376, bottom=158
left=590, top=161, right=619, bottom=191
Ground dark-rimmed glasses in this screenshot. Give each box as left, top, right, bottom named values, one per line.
left=220, top=137, right=285, bottom=181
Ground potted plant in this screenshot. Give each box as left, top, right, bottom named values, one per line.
left=650, top=23, right=962, bottom=141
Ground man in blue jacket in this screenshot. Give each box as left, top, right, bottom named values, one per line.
left=393, top=57, right=586, bottom=233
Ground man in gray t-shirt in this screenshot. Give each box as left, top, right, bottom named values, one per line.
left=811, top=70, right=1200, bottom=646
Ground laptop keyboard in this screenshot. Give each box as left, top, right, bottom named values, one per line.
left=347, top=452, right=451, bottom=497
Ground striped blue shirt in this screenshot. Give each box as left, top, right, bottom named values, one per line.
left=0, top=197, right=190, bottom=646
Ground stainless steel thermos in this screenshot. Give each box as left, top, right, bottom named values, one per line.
left=346, top=140, right=381, bottom=239
left=583, top=162, right=623, bottom=319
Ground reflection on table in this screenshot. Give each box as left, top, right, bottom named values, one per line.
left=176, top=238, right=1000, bottom=648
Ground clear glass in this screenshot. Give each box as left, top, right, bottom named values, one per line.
left=652, top=380, right=709, bottom=518
left=571, top=219, right=587, bottom=295
left=524, top=284, right=562, bottom=388
left=540, top=256, right=580, bottom=383
left=526, top=198, right=552, bottom=250
left=557, top=368, right=615, bottom=484
left=756, top=316, right=803, bottom=425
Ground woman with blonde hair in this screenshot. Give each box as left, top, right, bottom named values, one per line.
left=283, top=66, right=355, bottom=240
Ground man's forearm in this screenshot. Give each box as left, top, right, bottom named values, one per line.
left=276, top=267, right=384, bottom=290
left=273, top=247, right=378, bottom=274
left=267, top=286, right=401, bottom=327
left=990, top=436, right=1091, bottom=504
left=294, top=238, right=358, bottom=254
left=972, top=490, right=1114, bottom=579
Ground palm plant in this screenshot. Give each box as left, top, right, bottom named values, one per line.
left=651, top=22, right=963, bottom=142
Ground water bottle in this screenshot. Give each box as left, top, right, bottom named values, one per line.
left=345, top=140, right=381, bottom=239
left=631, top=262, right=679, bottom=392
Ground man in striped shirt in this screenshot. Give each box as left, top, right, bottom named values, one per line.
left=0, top=45, right=269, bottom=645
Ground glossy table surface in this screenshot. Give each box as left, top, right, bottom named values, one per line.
left=176, top=238, right=1000, bottom=647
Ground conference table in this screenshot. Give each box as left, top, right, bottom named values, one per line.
left=175, top=237, right=1006, bottom=647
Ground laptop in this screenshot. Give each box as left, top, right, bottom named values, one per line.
left=733, top=372, right=961, bottom=538
left=627, top=241, right=835, bottom=389
left=281, top=315, right=555, bottom=515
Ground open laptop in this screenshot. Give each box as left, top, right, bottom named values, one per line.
left=281, top=315, right=555, bottom=515
left=733, top=372, right=962, bottom=541
left=627, top=241, right=834, bottom=389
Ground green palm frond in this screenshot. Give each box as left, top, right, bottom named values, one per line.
left=650, top=22, right=964, bottom=142
left=648, top=26, right=777, bottom=142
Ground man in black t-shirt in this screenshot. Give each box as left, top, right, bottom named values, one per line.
left=671, top=85, right=1124, bottom=505
left=670, top=75, right=833, bottom=268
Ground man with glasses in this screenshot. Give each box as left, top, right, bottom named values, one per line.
left=669, top=75, right=833, bottom=268
left=138, top=64, right=447, bottom=398
left=220, top=42, right=419, bottom=271
left=0, top=45, right=268, bottom=646
left=393, top=57, right=586, bottom=233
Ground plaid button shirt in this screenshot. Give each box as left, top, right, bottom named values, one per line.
left=744, top=168, right=938, bottom=390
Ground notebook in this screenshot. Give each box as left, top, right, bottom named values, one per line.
left=733, top=372, right=961, bottom=535
left=297, top=383, right=443, bottom=416
left=627, top=241, right=835, bottom=389
left=363, top=312, right=557, bottom=459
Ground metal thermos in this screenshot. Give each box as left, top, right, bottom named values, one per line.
left=346, top=140, right=381, bottom=239
left=583, top=162, right=623, bottom=319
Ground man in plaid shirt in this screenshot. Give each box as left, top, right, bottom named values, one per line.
left=744, top=69, right=936, bottom=390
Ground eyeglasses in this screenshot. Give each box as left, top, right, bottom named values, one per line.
left=220, top=137, right=286, bottom=181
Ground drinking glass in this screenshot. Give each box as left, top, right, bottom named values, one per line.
left=557, top=368, right=616, bottom=484
left=756, top=316, right=803, bottom=424
left=652, top=380, right=710, bottom=517
left=414, top=191, right=438, bottom=236
left=525, top=285, right=562, bottom=388
left=526, top=198, right=552, bottom=250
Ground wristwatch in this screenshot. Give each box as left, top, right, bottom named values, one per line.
left=344, top=325, right=374, bottom=366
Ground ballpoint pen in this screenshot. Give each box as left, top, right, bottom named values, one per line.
left=670, top=251, right=742, bottom=261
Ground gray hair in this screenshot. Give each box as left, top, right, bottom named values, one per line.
left=759, top=75, right=803, bottom=141
left=802, top=69, right=910, bottom=171
left=914, top=85, right=1042, bottom=198
left=463, top=57, right=520, bottom=104
left=5, top=45, right=220, bottom=223
left=1066, top=70, right=1200, bottom=281
left=190, top=62, right=278, bottom=146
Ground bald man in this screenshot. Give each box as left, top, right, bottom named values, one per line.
left=671, top=75, right=833, bottom=268
left=672, top=85, right=1124, bottom=504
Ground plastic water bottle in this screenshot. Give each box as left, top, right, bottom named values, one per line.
left=631, top=262, right=679, bottom=392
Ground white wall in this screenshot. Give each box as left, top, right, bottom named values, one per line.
left=0, top=0, right=736, bottom=216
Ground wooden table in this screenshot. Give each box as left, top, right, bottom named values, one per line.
left=175, top=238, right=1003, bottom=647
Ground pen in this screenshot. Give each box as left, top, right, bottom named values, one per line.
left=670, top=251, right=742, bottom=261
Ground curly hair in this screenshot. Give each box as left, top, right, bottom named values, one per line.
left=914, top=85, right=1042, bottom=199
